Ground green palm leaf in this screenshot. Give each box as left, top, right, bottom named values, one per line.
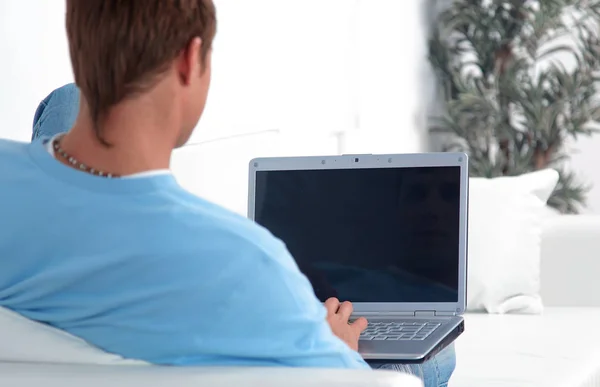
left=428, top=0, right=600, bottom=213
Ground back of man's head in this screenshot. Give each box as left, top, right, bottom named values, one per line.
left=65, top=0, right=217, bottom=146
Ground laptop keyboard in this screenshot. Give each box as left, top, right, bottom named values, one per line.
left=360, top=321, right=441, bottom=341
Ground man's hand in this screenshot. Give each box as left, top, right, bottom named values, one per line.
left=325, top=297, right=368, bottom=351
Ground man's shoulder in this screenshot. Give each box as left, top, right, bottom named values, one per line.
left=0, top=139, right=34, bottom=170
left=0, top=138, right=30, bottom=155
left=158, top=191, right=288, bottom=261
left=138, top=192, right=298, bottom=287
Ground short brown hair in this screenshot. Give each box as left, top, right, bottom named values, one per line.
left=66, top=0, right=217, bottom=144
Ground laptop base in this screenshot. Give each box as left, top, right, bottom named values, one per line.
left=361, top=318, right=464, bottom=364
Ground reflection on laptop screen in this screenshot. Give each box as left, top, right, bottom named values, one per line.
left=254, top=166, right=461, bottom=303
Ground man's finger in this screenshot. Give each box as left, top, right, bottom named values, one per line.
left=337, top=301, right=353, bottom=320
left=351, top=317, right=368, bottom=333
left=324, top=297, right=340, bottom=316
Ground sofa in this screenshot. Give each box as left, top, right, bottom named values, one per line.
left=452, top=214, right=600, bottom=387
left=2, top=132, right=600, bottom=387
left=0, top=363, right=420, bottom=387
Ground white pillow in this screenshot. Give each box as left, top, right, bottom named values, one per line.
left=467, top=169, right=559, bottom=314
left=0, top=306, right=147, bottom=365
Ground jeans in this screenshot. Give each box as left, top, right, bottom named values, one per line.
left=32, top=84, right=458, bottom=387
left=370, top=345, right=456, bottom=387
left=32, top=83, right=80, bottom=140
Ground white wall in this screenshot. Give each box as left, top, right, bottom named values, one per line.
left=0, top=0, right=434, bottom=211
left=0, top=0, right=72, bottom=142
left=343, top=0, right=433, bottom=154
left=196, top=0, right=357, bottom=144
left=0, top=0, right=430, bottom=149
left=569, top=137, right=600, bottom=213
left=3, top=1, right=599, bottom=212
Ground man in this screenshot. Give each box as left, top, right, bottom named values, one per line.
left=0, top=1, right=455, bottom=385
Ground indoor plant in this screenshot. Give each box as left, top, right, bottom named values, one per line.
left=428, top=0, right=600, bottom=213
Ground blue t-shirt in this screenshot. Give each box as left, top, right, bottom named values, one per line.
left=0, top=138, right=368, bottom=368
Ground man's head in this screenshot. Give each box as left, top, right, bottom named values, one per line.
left=65, top=0, right=217, bottom=148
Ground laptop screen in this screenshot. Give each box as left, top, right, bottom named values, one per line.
left=254, top=166, right=461, bottom=303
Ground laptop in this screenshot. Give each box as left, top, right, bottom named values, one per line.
left=247, top=152, right=468, bottom=363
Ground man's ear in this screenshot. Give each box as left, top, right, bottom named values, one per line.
left=177, top=37, right=202, bottom=85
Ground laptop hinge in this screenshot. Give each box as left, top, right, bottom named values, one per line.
left=433, top=311, right=456, bottom=317
left=414, top=310, right=436, bottom=317
left=358, top=311, right=414, bottom=316
left=414, top=310, right=456, bottom=317
left=358, top=311, right=456, bottom=317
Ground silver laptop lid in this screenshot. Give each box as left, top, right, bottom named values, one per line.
left=248, top=153, right=468, bottom=316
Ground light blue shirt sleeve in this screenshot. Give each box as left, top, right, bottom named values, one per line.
left=200, top=240, right=370, bottom=369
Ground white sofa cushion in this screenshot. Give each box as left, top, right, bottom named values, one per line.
left=452, top=308, right=600, bottom=387
left=0, top=307, right=421, bottom=387
left=467, top=169, right=559, bottom=314
left=0, top=306, right=146, bottom=365
left=0, top=362, right=421, bottom=387
left=541, top=215, right=600, bottom=307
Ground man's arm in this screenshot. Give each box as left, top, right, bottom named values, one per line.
left=202, top=241, right=370, bottom=369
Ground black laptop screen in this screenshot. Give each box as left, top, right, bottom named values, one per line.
left=254, top=166, right=461, bottom=303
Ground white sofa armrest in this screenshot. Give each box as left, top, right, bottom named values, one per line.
left=171, top=130, right=340, bottom=215
left=171, top=130, right=281, bottom=215
left=541, top=215, right=600, bottom=307
left=0, top=363, right=422, bottom=387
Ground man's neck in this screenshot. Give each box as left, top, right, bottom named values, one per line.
left=58, top=99, right=178, bottom=177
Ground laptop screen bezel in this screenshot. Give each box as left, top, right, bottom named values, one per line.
left=248, top=153, right=468, bottom=315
